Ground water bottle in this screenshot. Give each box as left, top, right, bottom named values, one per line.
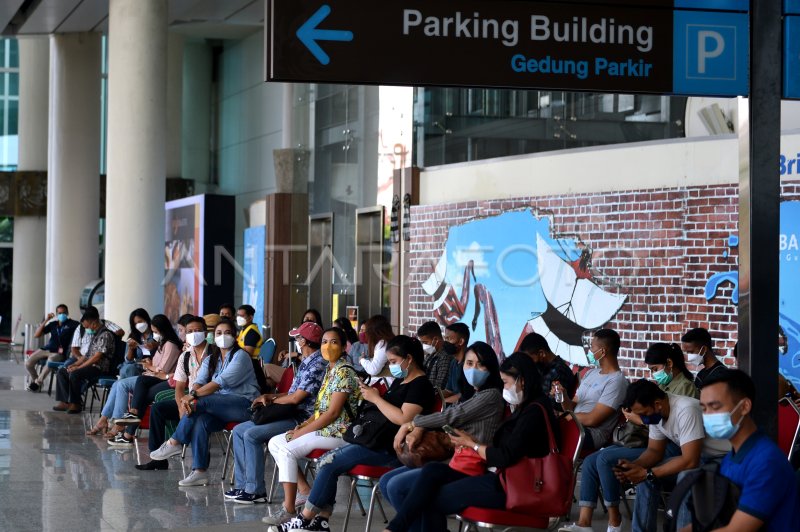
left=554, top=382, right=564, bottom=404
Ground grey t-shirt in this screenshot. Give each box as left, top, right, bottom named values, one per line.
left=574, top=368, right=629, bottom=447
left=649, top=393, right=731, bottom=457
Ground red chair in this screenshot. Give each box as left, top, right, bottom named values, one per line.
left=778, top=396, right=800, bottom=462
left=220, top=421, right=241, bottom=482
left=456, top=412, right=585, bottom=530
left=341, top=464, right=394, bottom=532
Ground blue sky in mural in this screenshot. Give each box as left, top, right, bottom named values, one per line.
left=780, top=202, right=800, bottom=388
left=442, top=209, right=582, bottom=352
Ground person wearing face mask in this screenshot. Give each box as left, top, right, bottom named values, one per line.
left=442, top=322, right=471, bottom=402
left=359, top=314, right=396, bottom=381
left=269, top=335, right=435, bottom=532
left=136, top=316, right=210, bottom=471
left=554, top=328, right=628, bottom=454
left=174, top=313, right=195, bottom=349
left=698, top=370, right=800, bottom=532
left=25, top=304, right=79, bottom=391
left=416, top=321, right=457, bottom=391
left=263, top=328, right=361, bottom=526
left=149, top=318, right=261, bottom=487
left=681, top=327, right=727, bottom=390
left=381, top=353, right=558, bottom=532
left=121, top=308, right=157, bottom=379
left=224, top=321, right=327, bottom=504
left=615, top=380, right=728, bottom=532
left=381, top=341, right=505, bottom=531
left=219, top=303, right=236, bottom=320
left=236, top=304, right=269, bottom=393
left=644, top=343, right=698, bottom=399
left=519, top=332, right=576, bottom=410
left=343, top=320, right=368, bottom=372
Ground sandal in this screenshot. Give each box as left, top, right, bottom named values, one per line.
left=104, top=424, right=124, bottom=438
left=86, top=423, right=108, bottom=436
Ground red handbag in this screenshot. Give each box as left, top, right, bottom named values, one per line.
left=499, top=403, right=572, bottom=515
left=449, top=446, right=486, bottom=476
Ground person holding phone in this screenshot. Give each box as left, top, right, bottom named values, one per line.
left=120, top=308, right=157, bottom=378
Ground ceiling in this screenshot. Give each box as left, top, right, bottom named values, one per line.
left=2, top=0, right=264, bottom=39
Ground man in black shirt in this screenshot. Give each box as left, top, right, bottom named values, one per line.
left=519, top=332, right=577, bottom=409
left=681, top=327, right=727, bottom=390
left=25, top=304, right=78, bottom=391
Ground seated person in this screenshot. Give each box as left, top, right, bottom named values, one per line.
left=347, top=320, right=368, bottom=365
left=219, top=303, right=236, bottom=320
left=53, top=308, right=116, bottom=414
left=121, top=308, right=158, bottom=379
left=379, top=342, right=509, bottom=532
left=442, top=322, right=470, bottom=402
left=416, top=321, right=456, bottom=391
left=270, top=309, right=324, bottom=383
left=136, top=316, right=210, bottom=471
left=358, top=314, right=396, bottom=379
left=519, top=332, right=577, bottom=409
left=26, top=304, right=78, bottom=391
left=224, top=321, right=327, bottom=503
left=149, top=318, right=260, bottom=487
left=596, top=380, right=729, bottom=532
left=174, top=313, right=195, bottom=347
left=236, top=303, right=268, bottom=393
left=681, top=327, right=727, bottom=389
left=272, top=335, right=435, bottom=531
left=66, top=307, right=124, bottom=369
left=698, top=370, right=800, bottom=532
left=263, top=328, right=361, bottom=526
left=644, top=342, right=698, bottom=399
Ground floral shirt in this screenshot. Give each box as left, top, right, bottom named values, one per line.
left=289, top=350, right=328, bottom=418
left=313, top=357, right=361, bottom=438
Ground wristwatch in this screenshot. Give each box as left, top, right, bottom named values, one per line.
left=190, top=390, right=198, bottom=398
left=472, top=444, right=480, bottom=453
left=646, top=469, right=656, bottom=482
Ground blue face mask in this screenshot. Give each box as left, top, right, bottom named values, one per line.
left=57, top=313, right=68, bottom=323
left=586, top=348, right=604, bottom=366
left=85, top=328, right=95, bottom=335
left=389, top=360, right=409, bottom=379
left=464, top=367, right=490, bottom=389
left=640, top=414, right=663, bottom=425
left=703, top=401, right=744, bottom=439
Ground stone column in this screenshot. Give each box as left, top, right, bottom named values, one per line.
left=104, top=0, right=167, bottom=327
left=45, top=33, right=102, bottom=317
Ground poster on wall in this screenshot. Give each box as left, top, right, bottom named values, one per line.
left=164, top=197, right=203, bottom=323
left=243, top=225, right=266, bottom=327
left=780, top=201, right=800, bottom=390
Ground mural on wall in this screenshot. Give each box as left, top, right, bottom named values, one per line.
left=422, top=209, right=628, bottom=364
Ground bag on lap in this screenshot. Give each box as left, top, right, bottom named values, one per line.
left=250, top=403, right=299, bottom=425
left=343, top=401, right=395, bottom=450
left=397, top=431, right=455, bottom=468
left=664, top=462, right=740, bottom=532
left=612, top=420, right=649, bottom=448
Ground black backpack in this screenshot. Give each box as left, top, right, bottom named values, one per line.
left=664, top=462, right=740, bottom=532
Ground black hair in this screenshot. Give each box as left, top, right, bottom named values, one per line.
left=208, top=318, right=240, bottom=375
left=333, top=317, right=359, bottom=345
left=500, top=352, right=545, bottom=405
left=459, top=341, right=503, bottom=401
left=623, top=378, right=667, bottom=409
left=128, top=308, right=152, bottom=343
left=303, top=308, right=323, bottom=326
left=645, top=342, right=693, bottom=382
left=446, top=322, right=470, bottom=344
left=238, top=304, right=255, bottom=317
left=519, top=332, right=550, bottom=355
left=703, top=368, right=752, bottom=401
left=322, top=327, right=348, bottom=351
left=219, top=303, right=236, bottom=315
left=186, top=315, right=207, bottom=330
left=365, top=315, right=395, bottom=356
left=594, top=328, right=621, bottom=355
left=387, top=335, right=425, bottom=370
left=81, top=306, right=100, bottom=322
left=56, top=304, right=69, bottom=314
left=178, top=313, right=195, bottom=327
left=417, top=321, right=443, bottom=339
left=150, top=314, right=183, bottom=351
left=681, top=327, right=713, bottom=350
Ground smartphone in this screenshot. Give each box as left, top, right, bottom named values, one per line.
left=612, top=462, right=628, bottom=473
left=442, top=424, right=458, bottom=436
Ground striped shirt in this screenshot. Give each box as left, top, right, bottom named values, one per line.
left=413, top=387, right=505, bottom=445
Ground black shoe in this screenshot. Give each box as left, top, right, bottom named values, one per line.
left=223, top=488, right=244, bottom=500
left=27, top=382, right=40, bottom=392
left=233, top=491, right=268, bottom=504
left=302, top=515, right=330, bottom=531
left=135, top=460, right=168, bottom=471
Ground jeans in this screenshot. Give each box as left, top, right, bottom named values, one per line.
left=55, top=365, right=102, bottom=405
left=119, top=361, right=142, bottom=379
left=579, top=446, right=648, bottom=508
left=148, top=398, right=179, bottom=452
left=232, top=419, right=296, bottom=494
left=305, top=443, right=396, bottom=513
left=171, top=393, right=251, bottom=470
left=381, top=463, right=506, bottom=532
left=124, top=378, right=171, bottom=436
left=101, top=376, right=139, bottom=420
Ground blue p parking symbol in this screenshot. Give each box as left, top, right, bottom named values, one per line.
left=687, top=25, right=737, bottom=79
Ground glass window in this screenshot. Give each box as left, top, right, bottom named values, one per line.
left=8, top=72, right=17, bottom=97
left=7, top=39, right=18, bottom=68
left=0, top=217, right=12, bottom=242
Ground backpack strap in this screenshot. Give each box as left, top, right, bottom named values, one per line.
left=665, top=468, right=704, bottom=532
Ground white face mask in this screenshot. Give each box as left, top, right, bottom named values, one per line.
left=422, top=343, right=436, bottom=355
left=687, top=347, right=706, bottom=366
left=135, top=322, right=148, bottom=333
left=186, top=331, right=206, bottom=347
left=152, top=333, right=162, bottom=343
left=236, top=316, right=248, bottom=328
left=215, top=334, right=235, bottom=349
left=503, top=383, right=523, bottom=406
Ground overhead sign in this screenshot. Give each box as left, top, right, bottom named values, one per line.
left=267, top=0, right=748, bottom=97
left=787, top=1, right=800, bottom=15
left=786, top=17, right=800, bottom=98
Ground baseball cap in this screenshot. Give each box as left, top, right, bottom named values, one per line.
left=290, top=321, right=323, bottom=344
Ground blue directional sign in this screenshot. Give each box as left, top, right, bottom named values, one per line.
left=267, top=0, right=748, bottom=97
left=787, top=1, right=800, bottom=15
left=785, top=17, right=800, bottom=98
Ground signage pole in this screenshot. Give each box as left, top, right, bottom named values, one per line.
left=738, top=0, right=780, bottom=438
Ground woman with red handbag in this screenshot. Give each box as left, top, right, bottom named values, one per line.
left=380, top=352, right=560, bottom=532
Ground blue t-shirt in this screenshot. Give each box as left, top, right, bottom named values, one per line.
left=444, top=358, right=462, bottom=394
left=719, top=431, right=800, bottom=531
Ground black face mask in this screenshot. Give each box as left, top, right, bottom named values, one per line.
left=443, top=341, right=458, bottom=356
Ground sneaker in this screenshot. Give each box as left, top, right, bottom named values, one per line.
left=178, top=469, right=209, bottom=487
left=266, top=512, right=308, bottom=531
left=558, top=525, right=593, bottom=532
left=302, top=515, right=330, bottom=531
left=27, top=382, right=40, bottom=392
left=233, top=492, right=268, bottom=504
left=223, top=488, right=245, bottom=500
left=108, top=433, right=134, bottom=447
left=262, top=506, right=296, bottom=525
left=149, top=440, right=183, bottom=460
left=608, top=525, right=622, bottom=532
left=294, top=492, right=309, bottom=508
left=115, top=412, right=140, bottom=424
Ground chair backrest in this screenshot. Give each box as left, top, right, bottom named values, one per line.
left=276, top=365, right=295, bottom=394
left=260, top=338, right=277, bottom=365
left=433, top=386, right=446, bottom=412
left=777, top=397, right=800, bottom=461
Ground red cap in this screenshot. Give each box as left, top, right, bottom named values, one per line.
left=289, top=321, right=323, bottom=344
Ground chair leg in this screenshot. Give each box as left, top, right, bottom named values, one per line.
left=221, top=433, right=233, bottom=480
left=365, top=481, right=384, bottom=531
left=100, top=386, right=110, bottom=410
left=374, top=483, right=388, bottom=523
left=47, top=371, right=55, bottom=396
left=342, top=477, right=358, bottom=532
left=181, top=444, right=187, bottom=460
left=267, top=462, right=279, bottom=503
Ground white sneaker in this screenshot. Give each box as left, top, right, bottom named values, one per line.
left=294, top=491, right=309, bottom=508
left=608, top=525, right=622, bottom=532
left=149, top=440, right=183, bottom=460
left=262, top=506, right=295, bottom=525
left=558, top=524, right=593, bottom=532
left=178, top=469, right=209, bottom=487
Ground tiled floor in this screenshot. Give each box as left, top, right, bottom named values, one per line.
left=0, top=346, right=618, bottom=531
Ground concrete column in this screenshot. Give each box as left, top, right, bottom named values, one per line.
left=11, top=37, right=49, bottom=335
left=105, top=0, right=167, bottom=327
left=166, top=32, right=183, bottom=178
left=45, top=33, right=102, bottom=316
left=181, top=40, right=211, bottom=187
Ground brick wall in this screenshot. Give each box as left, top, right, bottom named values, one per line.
left=406, top=181, right=800, bottom=377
